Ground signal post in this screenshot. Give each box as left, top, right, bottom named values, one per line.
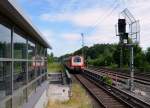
left=116, top=9, right=140, bottom=91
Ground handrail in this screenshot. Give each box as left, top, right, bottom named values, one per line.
left=64, top=69, right=72, bottom=85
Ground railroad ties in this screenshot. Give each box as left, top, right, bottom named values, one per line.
left=86, top=67, right=150, bottom=85
left=82, top=67, right=150, bottom=108
left=75, top=74, right=130, bottom=108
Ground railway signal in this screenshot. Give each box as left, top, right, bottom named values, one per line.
left=116, top=18, right=129, bottom=68
left=118, top=19, right=129, bottom=45
left=116, top=8, right=140, bottom=91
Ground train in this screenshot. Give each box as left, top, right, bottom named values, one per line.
left=64, top=55, right=85, bottom=73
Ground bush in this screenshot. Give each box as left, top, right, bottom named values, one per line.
left=88, top=56, right=105, bottom=66
left=101, top=76, right=113, bottom=86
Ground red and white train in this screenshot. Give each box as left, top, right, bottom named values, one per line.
left=64, top=55, right=85, bottom=72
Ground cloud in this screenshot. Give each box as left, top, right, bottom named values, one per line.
left=41, top=29, right=54, bottom=44
left=38, top=0, right=150, bottom=56
left=40, top=6, right=119, bottom=27
left=124, top=0, right=150, bottom=49
left=62, top=33, right=81, bottom=41
left=40, top=4, right=119, bottom=51
left=87, top=34, right=117, bottom=44
left=39, top=3, right=119, bottom=43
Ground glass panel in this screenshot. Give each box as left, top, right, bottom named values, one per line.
left=41, top=75, right=46, bottom=83
left=0, top=101, right=5, bottom=108
left=36, top=66, right=41, bottom=77
left=13, top=30, right=27, bottom=59
left=0, top=24, right=11, bottom=58
left=41, top=67, right=45, bottom=74
left=36, top=44, right=41, bottom=57
left=74, top=56, right=81, bottom=63
left=41, top=58, right=45, bottom=74
left=36, top=44, right=45, bottom=58
left=44, top=48, right=47, bottom=61
left=0, top=62, right=11, bottom=100
left=0, top=98, right=12, bottom=108
left=13, top=62, right=26, bottom=90
left=37, top=78, right=41, bottom=87
left=23, top=88, right=27, bottom=103
left=12, top=89, right=26, bottom=108
left=41, top=46, right=45, bottom=57
left=28, top=61, right=36, bottom=82
left=28, top=41, right=35, bottom=60
left=6, top=98, right=12, bottom=108
left=45, top=74, right=47, bottom=80
left=45, top=61, right=47, bottom=73
left=27, top=82, right=36, bottom=98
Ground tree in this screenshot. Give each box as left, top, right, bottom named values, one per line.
left=59, top=43, right=149, bottom=70
left=48, top=52, right=54, bottom=63
left=146, top=47, right=150, bottom=64
left=134, top=45, right=146, bottom=67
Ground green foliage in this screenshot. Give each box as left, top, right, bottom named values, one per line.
left=146, top=48, right=150, bottom=64
left=113, top=44, right=145, bottom=68
left=108, top=64, right=118, bottom=69
left=102, top=76, right=113, bottom=86
left=73, top=44, right=117, bottom=66
left=88, top=56, right=104, bottom=66
left=48, top=52, right=55, bottom=63
left=113, top=45, right=130, bottom=67
left=48, top=62, right=63, bottom=73
left=59, top=43, right=150, bottom=72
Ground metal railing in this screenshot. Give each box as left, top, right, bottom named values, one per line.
left=62, top=69, right=72, bottom=85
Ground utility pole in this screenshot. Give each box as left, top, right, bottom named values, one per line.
left=81, top=33, right=84, bottom=58
left=81, top=33, right=85, bottom=69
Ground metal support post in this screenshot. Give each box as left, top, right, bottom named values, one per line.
left=120, top=46, right=123, bottom=68
left=81, top=33, right=85, bottom=70
left=130, top=46, right=134, bottom=91
left=81, top=33, right=84, bottom=58
left=120, top=36, right=123, bottom=68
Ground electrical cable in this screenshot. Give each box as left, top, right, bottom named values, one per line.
left=84, top=1, right=120, bottom=35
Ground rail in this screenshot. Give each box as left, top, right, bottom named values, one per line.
left=86, top=67, right=150, bottom=85
left=83, top=69, right=150, bottom=108
left=75, top=74, right=131, bottom=108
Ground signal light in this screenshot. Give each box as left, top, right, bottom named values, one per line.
left=118, top=19, right=126, bottom=34
left=122, top=33, right=128, bottom=44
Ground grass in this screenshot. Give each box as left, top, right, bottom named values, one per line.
left=47, top=83, right=92, bottom=108
left=48, top=62, right=64, bottom=73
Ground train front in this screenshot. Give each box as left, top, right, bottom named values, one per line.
left=71, top=56, right=84, bottom=72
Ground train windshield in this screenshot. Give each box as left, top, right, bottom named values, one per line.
left=74, top=57, right=81, bottom=63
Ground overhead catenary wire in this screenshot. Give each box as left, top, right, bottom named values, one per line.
left=59, top=0, right=121, bottom=36
left=92, top=0, right=118, bottom=23
left=84, top=1, right=120, bottom=35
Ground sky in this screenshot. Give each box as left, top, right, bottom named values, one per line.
left=16, top=0, right=150, bottom=57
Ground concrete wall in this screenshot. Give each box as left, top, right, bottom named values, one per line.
left=22, top=82, right=49, bottom=108
left=48, top=84, right=71, bottom=102
left=34, top=89, right=48, bottom=108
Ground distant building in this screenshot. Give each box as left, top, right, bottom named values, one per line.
left=0, top=0, right=51, bottom=108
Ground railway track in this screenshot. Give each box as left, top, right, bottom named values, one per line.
left=89, top=66, right=150, bottom=81
left=78, top=69, right=150, bottom=108
left=74, top=74, right=131, bottom=108
left=86, top=67, right=150, bottom=85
